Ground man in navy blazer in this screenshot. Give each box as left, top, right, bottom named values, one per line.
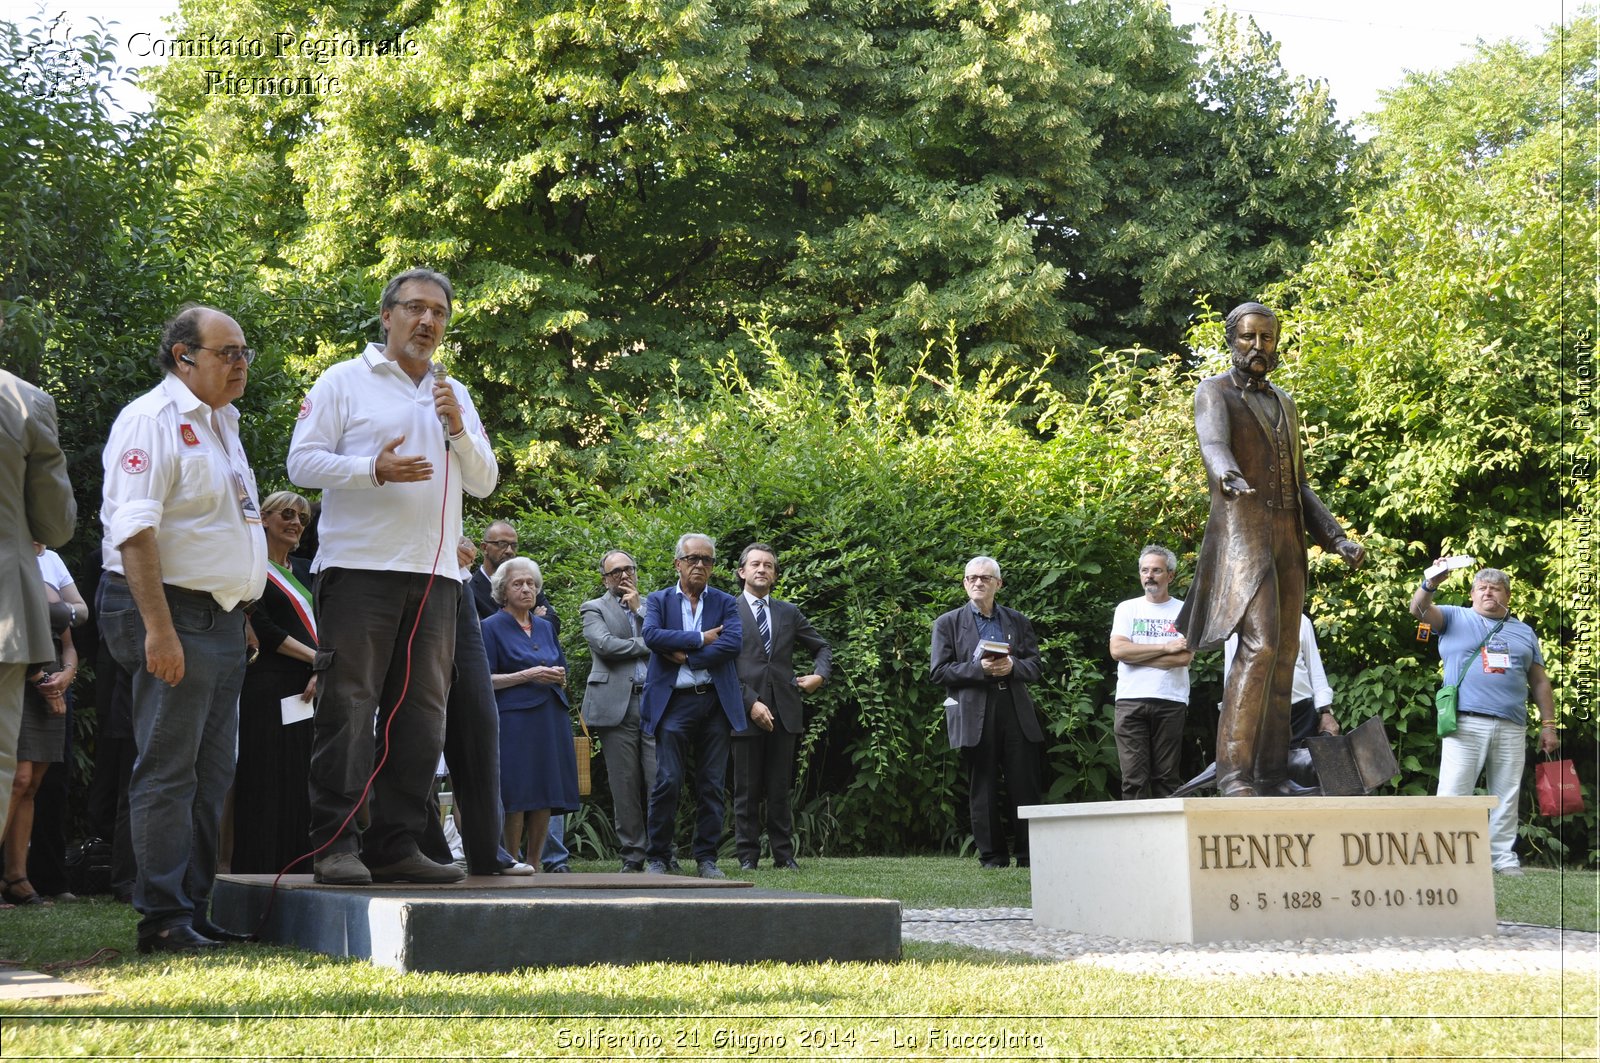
left=640, top=533, right=745, bottom=877
left=930, top=555, right=1044, bottom=869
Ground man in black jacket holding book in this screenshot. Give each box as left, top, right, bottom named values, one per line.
left=930, top=555, right=1044, bottom=869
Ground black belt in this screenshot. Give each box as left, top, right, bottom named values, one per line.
left=1457, top=710, right=1500, bottom=720
left=631, top=681, right=646, bottom=694
left=106, top=573, right=241, bottom=610
left=672, top=683, right=714, bottom=695
left=995, top=681, right=1009, bottom=691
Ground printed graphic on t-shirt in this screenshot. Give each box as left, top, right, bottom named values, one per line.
left=1130, top=617, right=1180, bottom=640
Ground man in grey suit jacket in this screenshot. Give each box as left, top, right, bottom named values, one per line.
left=0, top=369, right=76, bottom=833
left=930, top=555, right=1043, bottom=869
left=578, top=549, right=655, bottom=872
left=731, top=543, right=832, bottom=870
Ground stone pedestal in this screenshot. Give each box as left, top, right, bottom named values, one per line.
left=1019, top=796, right=1498, bottom=943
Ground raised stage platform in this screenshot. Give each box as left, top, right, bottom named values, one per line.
left=213, top=872, right=902, bottom=972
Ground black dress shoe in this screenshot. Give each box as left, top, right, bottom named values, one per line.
left=620, top=860, right=645, bottom=873
left=773, top=859, right=801, bottom=871
left=193, top=918, right=253, bottom=944
left=738, top=859, right=758, bottom=871
left=138, top=925, right=223, bottom=954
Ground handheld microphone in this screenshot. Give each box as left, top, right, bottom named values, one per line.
left=432, top=360, right=451, bottom=449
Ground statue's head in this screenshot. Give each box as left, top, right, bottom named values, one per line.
left=1225, top=302, right=1280, bottom=379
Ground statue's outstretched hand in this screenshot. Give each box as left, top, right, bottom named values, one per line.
left=1337, top=539, right=1365, bottom=569
left=1220, top=472, right=1254, bottom=498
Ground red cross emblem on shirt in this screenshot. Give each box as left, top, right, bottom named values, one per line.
left=119, top=448, right=150, bottom=475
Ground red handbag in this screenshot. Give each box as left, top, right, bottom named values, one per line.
left=1535, top=757, right=1585, bottom=817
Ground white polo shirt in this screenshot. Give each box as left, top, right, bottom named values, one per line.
left=100, top=373, right=268, bottom=610
left=286, top=343, right=498, bottom=578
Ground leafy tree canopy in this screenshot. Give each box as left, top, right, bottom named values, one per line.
left=141, top=0, right=1358, bottom=452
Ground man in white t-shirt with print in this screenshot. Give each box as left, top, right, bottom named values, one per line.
left=1109, top=545, right=1192, bottom=800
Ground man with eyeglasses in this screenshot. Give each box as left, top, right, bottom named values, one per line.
left=100, top=305, right=268, bottom=951
left=931, top=556, right=1044, bottom=869
left=1109, top=546, right=1192, bottom=800
left=288, top=268, right=498, bottom=886
left=578, top=550, right=655, bottom=871
left=469, top=520, right=559, bottom=636
left=639, top=534, right=744, bottom=877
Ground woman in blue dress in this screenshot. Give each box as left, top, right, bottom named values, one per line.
left=483, top=557, right=579, bottom=865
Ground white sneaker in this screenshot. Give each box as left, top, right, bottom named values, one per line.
left=498, top=861, right=536, bottom=876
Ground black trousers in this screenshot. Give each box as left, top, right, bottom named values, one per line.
left=731, top=728, right=799, bottom=864
left=421, top=590, right=506, bottom=874
left=961, top=687, right=1041, bottom=866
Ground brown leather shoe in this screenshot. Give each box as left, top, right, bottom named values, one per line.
left=367, top=852, right=466, bottom=884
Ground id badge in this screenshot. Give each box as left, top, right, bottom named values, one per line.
left=1481, top=647, right=1510, bottom=673
left=235, top=472, right=263, bottom=524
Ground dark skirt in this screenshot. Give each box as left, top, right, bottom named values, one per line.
left=498, top=696, right=580, bottom=814
left=230, top=662, right=315, bottom=874
left=17, top=685, right=66, bottom=763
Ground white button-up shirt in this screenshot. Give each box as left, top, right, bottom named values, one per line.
left=100, top=374, right=268, bottom=610
left=286, top=344, right=498, bottom=578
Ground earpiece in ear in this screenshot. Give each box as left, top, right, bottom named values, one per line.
left=178, top=354, right=197, bottom=366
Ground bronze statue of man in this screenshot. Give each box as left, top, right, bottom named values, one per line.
left=1177, top=303, right=1364, bottom=796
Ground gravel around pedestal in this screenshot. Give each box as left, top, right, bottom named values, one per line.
left=903, top=907, right=1600, bottom=976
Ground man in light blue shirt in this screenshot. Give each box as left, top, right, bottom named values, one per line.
left=1411, top=565, right=1558, bottom=875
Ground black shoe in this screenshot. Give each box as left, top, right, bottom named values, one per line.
left=979, top=859, right=1009, bottom=869
left=138, top=925, right=222, bottom=954
left=619, top=860, right=645, bottom=873
left=738, top=859, right=758, bottom=871
left=697, top=860, right=727, bottom=879
left=644, top=859, right=669, bottom=875
left=1015, top=856, right=1030, bottom=869
left=193, top=918, right=253, bottom=944
left=773, top=858, right=801, bottom=871
left=543, top=864, right=572, bottom=874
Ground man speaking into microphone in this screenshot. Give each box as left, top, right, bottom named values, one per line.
left=288, top=269, right=498, bottom=884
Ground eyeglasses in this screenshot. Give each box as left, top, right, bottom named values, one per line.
left=270, top=510, right=308, bottom=525
left=677, top=554, right=715, bottom=567
left=483, top=539, right=517, bottom=550
left=603, top=565, right=637, bottom=578
left=194, top=345, right=258, bottom=366
left=964, top=574, right=998, bottom=585
left=396, top=300, right=450, bottom=322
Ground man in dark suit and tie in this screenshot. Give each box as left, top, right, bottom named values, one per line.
left=930, top=555, right=1044, bottom=869
left=470, top=520, right=559, bottom=636
left=731, top=543, right=832, bottom=871
left=578, top=549, right=655, bottom=872
left=640, top=533, right=744, bottom=878
left=0, top=369, right=76, bottom=834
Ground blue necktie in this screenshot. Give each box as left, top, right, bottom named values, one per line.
left=755, top=598, right=772, bottom=655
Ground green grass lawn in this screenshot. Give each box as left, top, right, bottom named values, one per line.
left=1, top=859, right=1593, bottom=1061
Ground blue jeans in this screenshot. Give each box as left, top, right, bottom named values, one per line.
left=645, top=688, right=730, bottom=863
left=541, top=814, right=569, bottom=870
left=102, top=578, right=245, bottom=935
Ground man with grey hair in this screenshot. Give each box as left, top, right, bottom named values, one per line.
left=640, top=534, right=744, bottom=877
left=1109, top=545, right=1192, bottom=800
left=1411, top=564, right=1557, bottom=875
left=579, top=549, right=655, bottom=871
left=288, top=268, right=498, bottom=885
left=100, top=305, right=265, bottom=951
left=931, top=555, right=1044, bottom=869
